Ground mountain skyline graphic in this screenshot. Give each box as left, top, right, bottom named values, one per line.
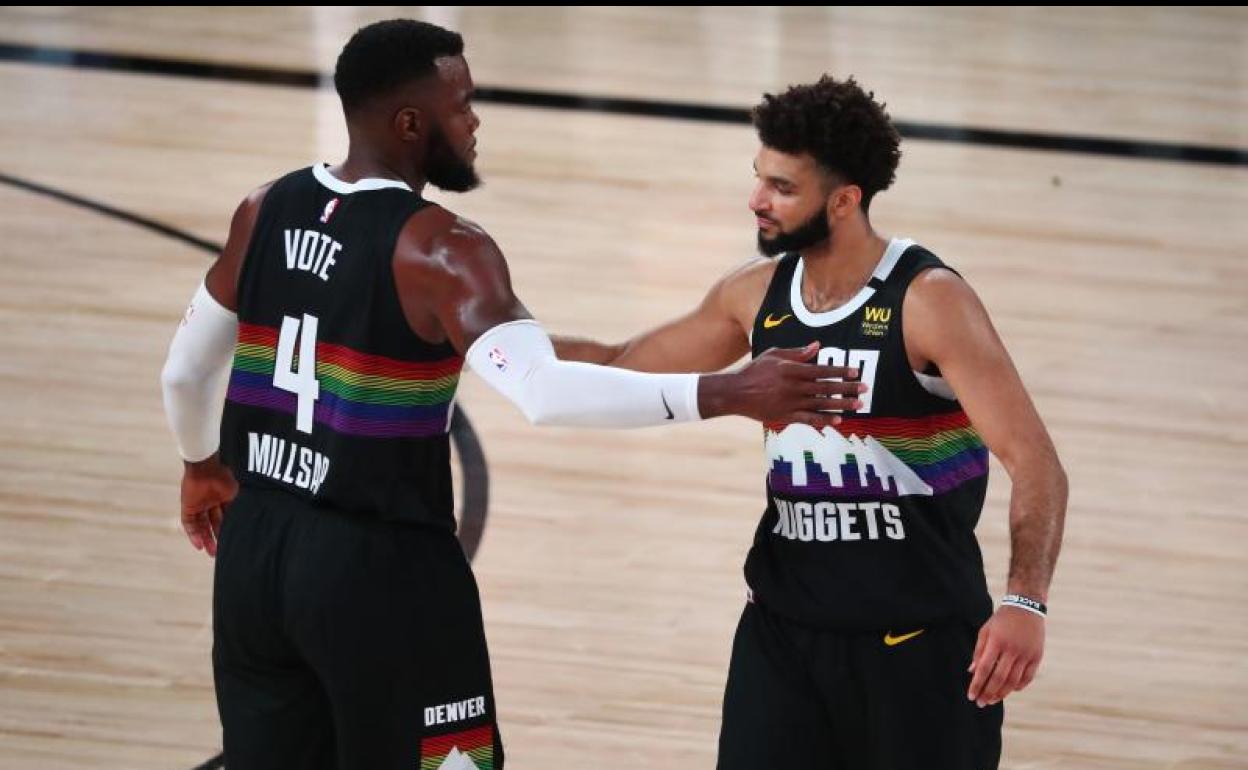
left=436, top=746, right=481, bottom=770
left=765, top=423, right=934, bottom=497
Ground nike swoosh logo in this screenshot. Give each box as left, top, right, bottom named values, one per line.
left=883, top=629, right=925, bottom=647
left=763, top=313, right=792, bottom=329
left=661, top=392, right=674, bottom=420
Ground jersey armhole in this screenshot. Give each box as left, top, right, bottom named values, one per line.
left=897, top=263, right=963, bottom=403
left=384, top=201, right=457, bottom=351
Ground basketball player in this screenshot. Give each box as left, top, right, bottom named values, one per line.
left=555, top=76, right=1068, bottom=768
left=158, top=21, right=865, bottom=770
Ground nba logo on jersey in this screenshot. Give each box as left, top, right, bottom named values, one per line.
left=319, top=197, right=340, bottom=224
left=488, top=347, right=508, bottom=372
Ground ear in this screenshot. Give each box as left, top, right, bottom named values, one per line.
left=827, top=184, right=863, bottom=221
left=393, top=106, right=424, bottom=143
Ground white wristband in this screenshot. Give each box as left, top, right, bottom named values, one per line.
left=1001, top=594, right=1048, bottom=618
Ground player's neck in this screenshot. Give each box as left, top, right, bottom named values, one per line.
left=797, top=222, right=889, bottom=310
left=332, top=145, right=426, bottom=193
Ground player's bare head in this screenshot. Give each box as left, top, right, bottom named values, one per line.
left=749, top=76, right=901, bottom=256
left=334, top=19, right=480, bottom=192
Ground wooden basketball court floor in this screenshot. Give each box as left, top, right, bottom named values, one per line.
left=0, top=7, right=1245, bottom=769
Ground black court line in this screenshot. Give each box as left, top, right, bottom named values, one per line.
left=0, top=169, right=491, bottom=770
left=0, top=172, right=221, bottom=253
left=1, top=40, right=1245, bottom=168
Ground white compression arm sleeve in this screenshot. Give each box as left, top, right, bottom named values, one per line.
left=160, top=281, right=239, bottom=461
left=466, top=319, right=702, bottom=428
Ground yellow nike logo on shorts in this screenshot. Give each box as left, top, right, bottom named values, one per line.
left=883, top=629, right=925, bottom=646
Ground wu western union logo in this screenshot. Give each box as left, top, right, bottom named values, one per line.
left=861, top=306, right=892, bottom=338
left=864, top=306, right=892, bottom=323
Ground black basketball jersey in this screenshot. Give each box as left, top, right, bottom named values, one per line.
left=219, top=164, right=462, bottom=528
left=745, top=238, right=993, bottom=630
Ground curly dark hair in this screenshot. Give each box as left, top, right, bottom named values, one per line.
left=751, top=76, right=902, bottom=210
left=334, top=19, right=464, bottom=113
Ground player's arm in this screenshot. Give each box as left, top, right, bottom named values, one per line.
left=904, top=269, right=1068, bottom=709
left=159, top=183, right=270, bottom=556
left=396, top=212, right=862, bottom=428
left=553, top=259, right=766, bottom=373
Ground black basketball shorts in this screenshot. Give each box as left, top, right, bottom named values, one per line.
left=717, top=600, right=1001, bottom=770
left=212, top=486, right=502, bottom=769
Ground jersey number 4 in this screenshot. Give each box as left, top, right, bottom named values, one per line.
left=274, top=314, right=321, bottom=434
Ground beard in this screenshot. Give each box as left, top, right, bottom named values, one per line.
left=756, top=207, right=830, bottom=257
left=426, top=125, right=480, bottom=193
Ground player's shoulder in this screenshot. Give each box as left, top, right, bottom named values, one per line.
left=222, top=179, right=279, bottom=246
left=717, top=254, right=781, bottom=292
left=237, top=178, right=274, bottom=208
left=906, top=263, right=974, bottom=305
left=395, top=203, right=503, bottom=273
left=903, top=261, right=989, bottom=342
left=726, top=254, right=781, bottom=281
left=400, top=203, right=488, bottom=243
left=713, top=254, right=782, bottom=309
